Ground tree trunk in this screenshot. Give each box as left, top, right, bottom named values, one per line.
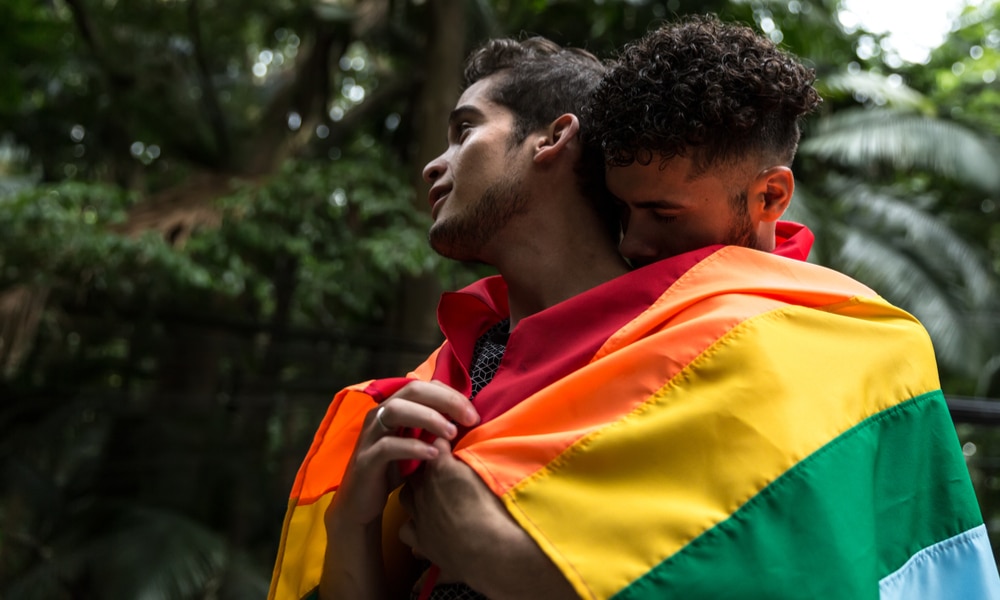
left=382, top=0, right=467, bottom=375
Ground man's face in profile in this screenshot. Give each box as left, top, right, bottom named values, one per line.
left=423, top=75, right=531, bottom=263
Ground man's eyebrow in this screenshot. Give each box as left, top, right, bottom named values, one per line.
left=448, top=105, right=485, bottom=125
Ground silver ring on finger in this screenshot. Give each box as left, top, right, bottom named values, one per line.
left=374, top=405, right=392, bottom=434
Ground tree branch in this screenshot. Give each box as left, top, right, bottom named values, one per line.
left=241, top=19, right=347, bottom=174
left=320, top=72, right=415, bottom=148
left=186, top=0, right=232, bottom=164
left=62, top=0, right=132, bottom=87
left=61, top=0, right=138, bottom=186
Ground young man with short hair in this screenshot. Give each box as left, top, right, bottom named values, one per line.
left=268, top=36, right=627, bottom=600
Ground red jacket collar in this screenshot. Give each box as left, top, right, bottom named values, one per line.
left=774, top=221, right=813, bottom=262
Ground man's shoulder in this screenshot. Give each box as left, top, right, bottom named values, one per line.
left=689, top=246, right=878, bottom=301
left=604, top=245, right=926, bottom=352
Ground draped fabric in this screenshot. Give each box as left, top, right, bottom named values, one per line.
left=268, top=241, right=998, bottom=600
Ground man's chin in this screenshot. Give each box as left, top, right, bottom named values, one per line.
left=429, top=232, right=470, bottom=262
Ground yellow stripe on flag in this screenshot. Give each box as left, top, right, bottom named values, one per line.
left=269, top=493, right=334, bottom=600
left=479, top=299, right=938, bottom=599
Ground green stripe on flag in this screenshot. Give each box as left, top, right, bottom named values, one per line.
left=614, top=390, right=982, bottom=600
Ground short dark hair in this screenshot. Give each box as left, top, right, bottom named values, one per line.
left=464, top=37, right=606, bottom=144
left=587, top=14, right=822, bottom=176
left=463, top=37, right=617, bottom=239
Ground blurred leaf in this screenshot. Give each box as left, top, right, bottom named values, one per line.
left=817, top=70, right=932, bottom=112
left=801, top=108, right=1000, bottom=193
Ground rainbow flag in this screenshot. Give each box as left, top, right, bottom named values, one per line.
left=269, top=246, right=999, bottom=600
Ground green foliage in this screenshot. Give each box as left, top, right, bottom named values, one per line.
left=0, top=143, right=434, bottom=326
left=801, top=107, right=1000, bottom=193
left=918, top=1, right=1000, bottom=130
left=191, top=144, right=438, bottom=325
left=0, top=183, right=217, bottom=302
left=0, top=394, right=270, bottom=600
left=0, top=0, right=65, bottom=114
left=816, top=70, right=933, bottom=112
left=0, top=148, right=439, bottom=597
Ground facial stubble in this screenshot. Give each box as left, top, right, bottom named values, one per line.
left=726, top=189, right=759, bottom=250
left=428, top=175, right=530, bottom=263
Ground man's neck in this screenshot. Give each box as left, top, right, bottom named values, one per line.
left=494, top=234, right=629, bottom=330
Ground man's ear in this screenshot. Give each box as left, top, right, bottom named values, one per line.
left=533, top=114, right=580, bottom=164
left=749, top=166, right=794, bottom=222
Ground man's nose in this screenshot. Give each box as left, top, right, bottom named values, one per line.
left=422, top=154, right=446, bottom=183
left=618, top=228, right=660, bottom=267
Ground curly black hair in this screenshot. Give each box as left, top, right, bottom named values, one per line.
left=586, top=14, right=822, bottom=175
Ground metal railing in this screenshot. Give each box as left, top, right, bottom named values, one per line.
left=948, top=396, right=1000, bottom=424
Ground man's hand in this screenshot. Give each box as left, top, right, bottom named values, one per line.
left=319, top=381, right=479, bottom=600
left=333, top=380, right=480, bottom=527
left=399, top=438, right=578, bottom=600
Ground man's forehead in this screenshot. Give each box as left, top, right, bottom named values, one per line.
left=455, top=77, right=496, bottom=106
left=448, top=84, right=515, bottom=135
left=605, top=157, right=725, bottom=203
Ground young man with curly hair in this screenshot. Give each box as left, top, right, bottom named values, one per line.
left=573, top=14, right=999, bottom=599
left=586, top=13, right=820, bottom=265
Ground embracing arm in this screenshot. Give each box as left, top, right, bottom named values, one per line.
left=320, top=510, right=386, bottom=599
left=459, top=503, right=578, bottom=600
left=399, top=438, right=578, bottom=600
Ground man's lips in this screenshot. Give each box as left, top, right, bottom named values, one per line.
left=431, top=194, right=447, bottom=219
left=429, top=188, right=450, bottom=218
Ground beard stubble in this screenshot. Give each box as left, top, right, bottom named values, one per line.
left=725, top=189, right=759, bottom=250
left=428, top=176, right=530, bottom=263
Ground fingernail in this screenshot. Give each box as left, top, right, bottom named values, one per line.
left=426, top=445, right=440, bottom=458
left=445, top=423, right=458, bottom=439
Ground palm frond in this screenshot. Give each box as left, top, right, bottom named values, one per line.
left=784, top=186, right=819, bottom=227
left=787, top=175, right=998, bottom=375
left=816, top=71, right=931, bottom=112
left=95, top=506, right=229, bottom=600
left=801, top=108, right=1000, bottom=193
left=783, top=182, right=838, bottom=265
left=835, top=179, right=998, bottom=308
left=836, top=227, right=982, bottom=374
left=1, top=558, right=77, bottom=600
left=954, top=1, right=997, bottom=30
left=1, top=501, right=269, bottom=600
left=216, top=553, right=273, bottom=600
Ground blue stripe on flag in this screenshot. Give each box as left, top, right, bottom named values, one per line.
left=880, top=524, right=1000, bottom=600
